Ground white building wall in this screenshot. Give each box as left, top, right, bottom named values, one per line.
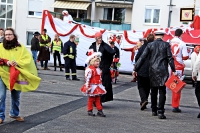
left=94, top=6, right=104, bottom=21
left=15, top=0, right=54, bottom=47
left=132, top=0, right=200, bottom=30
left=125, top=8, right=132, bottom=23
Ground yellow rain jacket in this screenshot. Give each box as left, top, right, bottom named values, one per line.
left=0, top=43, right=41, bottom=92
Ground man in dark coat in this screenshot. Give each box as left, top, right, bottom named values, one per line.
left=31, top=31, right=40, bottom=70
left=135, top=34, right=154, bottom=111
left=134, top=30, right=176, bottom=119
left=37, top=29, right=51, bottom=70
left=63, top=34, right=80, bottom=81
left=87, top=32, right=115, bottom=103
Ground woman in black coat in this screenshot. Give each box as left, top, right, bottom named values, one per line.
left=87, top=32, right=115, bottom=103
left=135, top=34, right=154, bottom=110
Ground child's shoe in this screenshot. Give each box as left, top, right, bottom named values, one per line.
left=97, top=110, right=106, bottom=117
left=88, top=111, right=95, bottom=116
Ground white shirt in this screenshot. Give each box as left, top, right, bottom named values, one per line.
left=63, top=15, right=73, bottom=22
left=193, top=53, right=200, bottom=81
left=96, top=43, right=100, bottom=52
left=191, top=52, right=198, bottom=70
left=170, top=37, right=188, bottom=64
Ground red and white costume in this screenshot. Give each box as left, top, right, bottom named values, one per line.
left=80, top=65, right=106, bottom=96
left=62, top=10, right=73, bottom=23
left=80, top=51, right=106, bottom=111
left=170, top=36, right=189, bottom=108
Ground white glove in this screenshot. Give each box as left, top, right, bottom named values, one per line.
left=7, top=61, right=12, bottom=66
left=172, top=72, right=177, bottom=76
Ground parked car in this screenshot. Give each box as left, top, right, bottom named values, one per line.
left=183, top=44, right=194, bottom=80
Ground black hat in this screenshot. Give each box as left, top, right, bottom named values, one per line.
left=33, top=31, right=40, bottom=36
left=43, top=29, right=47, bottom=32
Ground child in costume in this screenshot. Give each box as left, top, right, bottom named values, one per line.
left=80, top=51, right=106, bottom=117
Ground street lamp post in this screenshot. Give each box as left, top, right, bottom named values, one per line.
left=167, top=0, right=176, bottom=28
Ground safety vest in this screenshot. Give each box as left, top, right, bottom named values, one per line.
left=52, top=41, right=61, bottom=52
left=40, top=35, right=50, bottom=46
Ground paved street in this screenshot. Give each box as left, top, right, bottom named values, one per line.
left=0, top=68, right=199, bottom=133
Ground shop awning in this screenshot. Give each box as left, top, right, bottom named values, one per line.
left=52, top=1, right=91, bottom=10
left=96, top=3, right=132, bottom=8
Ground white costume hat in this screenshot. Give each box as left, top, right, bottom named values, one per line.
left=62, top=10, right=68, bottom=15
left=85, top=49, right=102, bottom=64
left=154, top=30, right=166, bottom=35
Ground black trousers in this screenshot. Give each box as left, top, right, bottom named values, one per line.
left=40, top=61, right=48, bottom=68
left=53, top=51, right=62, bottom=67
left=151, top=86, right=166, bottom=114
left=137, top=76, right=150, bottom=105
left=64, top=58, right=77, bottom=79
left=195, top=81, right=200, bottom=107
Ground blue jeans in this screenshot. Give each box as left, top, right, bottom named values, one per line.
left=31, top=50, right=38, bottom=68
left=0, top=78, right=21, bottom=121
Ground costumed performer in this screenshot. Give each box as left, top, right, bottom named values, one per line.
left=62, top=10, right=73, bottom=23
left=81, top=51, right=106, bottom=117
left=86, top=32, right=115, bottom=103
left=170, top=29, right=189, bottom=113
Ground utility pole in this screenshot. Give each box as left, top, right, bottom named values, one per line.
left=167, top=0, right=176, bottom=28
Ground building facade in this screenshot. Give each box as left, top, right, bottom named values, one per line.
left=132, top=0, right=200, bottom=29
left=0, top=0, right=199, bottom=47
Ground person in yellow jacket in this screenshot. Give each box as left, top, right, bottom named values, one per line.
left=0, top=28, right=41, bottom=124
left=51, top=34, right=63, bottom=71
left=37, top=29, right=51, bottom=70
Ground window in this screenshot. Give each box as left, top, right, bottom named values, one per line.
left=26, top=31, right=34, bottom=46
left=28, top=11, right=42, bottom=17
left=144, top=6, right=160, bottom=24
left=103, top=8, right=126, bottom=22
left=28, top=0, right=43, bottom=18
left=103, top=8, right=113, bottom=20
left=67, top=9, right=87, bottom=20
left=0, top=1, right=13, bottom=29
left=1, top=0, right=6, bottom=3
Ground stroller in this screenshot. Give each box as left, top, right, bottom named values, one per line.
left=110, top=58, right=120, bottom=84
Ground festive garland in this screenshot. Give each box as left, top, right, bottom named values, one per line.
left=42, top=10, right=106, bottom=37
left=123, top=30, right=137, bottom=44
left=41, top=10, right=200, bottom=42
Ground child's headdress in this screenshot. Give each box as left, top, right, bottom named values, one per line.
left=85, top=49, right=102, bottom=65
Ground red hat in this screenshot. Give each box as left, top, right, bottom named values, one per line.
left=95, top=32, right=102, bottom=38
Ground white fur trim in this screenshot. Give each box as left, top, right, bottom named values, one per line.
left=85, top=52, right=102, bottom=64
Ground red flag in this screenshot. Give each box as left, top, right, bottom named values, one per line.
left=9, top=66, right=20, bottom=91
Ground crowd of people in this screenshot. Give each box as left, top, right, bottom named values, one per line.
left=0, top=25, right=200, bottom=124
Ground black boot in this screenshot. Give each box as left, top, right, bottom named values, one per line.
left=158, top=113, right=166, bottom=119
left=172, top=108, right=182, bottom=113
left=158, top=110, right=166, bottom=119
left=97, top=110, right=106, bottom=117
left=141, top=101, right=148, bottom=110
left=152, top=112, right=158, bottom=116
left=60, top=68, right=63, bottom=72
left=54, top=67, right=56, bottom=71
left=66, top=76, right=71, bottom=80
left=197, top=113, right=200, bottom=118
left=88, top=110, right=95, bottom=116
